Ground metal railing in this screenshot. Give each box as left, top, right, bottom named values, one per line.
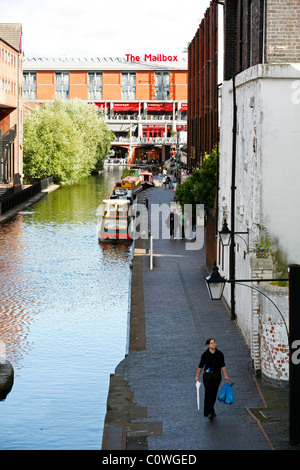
left=0, top=176, right=53, bottom=215
left=107, top=115, right=187, bottom=122
left=112, top=136, right=178, bottom=145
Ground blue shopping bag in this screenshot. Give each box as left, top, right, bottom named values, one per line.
left=218, top=382, right=235, bottom=404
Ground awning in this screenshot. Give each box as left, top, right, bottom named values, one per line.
left=145, top=103, right=174, bottom=112
left=94, top=102, right=108, bottom=110
left=179, top=102, right=187, bottom=111
left=111, top=103, right=140, bottom=111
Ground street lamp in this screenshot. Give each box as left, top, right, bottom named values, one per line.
left=205, top=262, right=226, bottom=300
left=218, top=219, right=231, bottom=246
left=219, top=219, right=249, bottom=250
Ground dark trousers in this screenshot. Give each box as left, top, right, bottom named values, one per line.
left=203, top=372, right=221, bottom=416
left=170, top=223, right=174, bottom=237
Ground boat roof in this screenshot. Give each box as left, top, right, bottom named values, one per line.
left=122, top=176, right=140, bottom=182
left=103, top=199, right=131, bottom=204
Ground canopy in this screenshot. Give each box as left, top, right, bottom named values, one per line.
left=111, top=103, right=140, bottom=111
left=145, top=103, right=174, bottom=112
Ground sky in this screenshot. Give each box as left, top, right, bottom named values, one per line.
left=1, top=0, right=213, bottom=60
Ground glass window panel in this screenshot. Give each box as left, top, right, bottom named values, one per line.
left=155, top=72, right=170, bottom=100
left=55, top=86, right=69, bottom=99
left=88, top=72, right=102, bottom=100
left=55, top=73, right=69, bottom=86
left=23, top=72, right=36, bottom=86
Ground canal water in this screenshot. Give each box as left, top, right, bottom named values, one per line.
left=0, top=168, right=132, bottom=450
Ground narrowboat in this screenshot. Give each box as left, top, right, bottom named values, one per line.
left=139, top=170, right=154, bottom=189
left=98, top=198, right=134, bottom=243
left=114, top=176, right=142, bottom=196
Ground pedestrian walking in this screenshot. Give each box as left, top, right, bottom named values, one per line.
left=195, top=338, right=230, bottom=419
left=162, top=175, right=167, bottom=189
left=169, top=208, right=178, bottom=239
left=184, top=214, right=193, bottom=240
left=166, top=175, right=171, bottom=190
left=172, top=175, right=178, bottom=191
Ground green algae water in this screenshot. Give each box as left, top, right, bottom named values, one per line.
left=0, top=170, right=132, bottom=449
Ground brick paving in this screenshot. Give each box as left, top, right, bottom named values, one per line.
left=103, top=185, right=298, bottom=451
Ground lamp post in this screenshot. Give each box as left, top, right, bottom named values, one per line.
left=205, top=262, right=300, bottom=446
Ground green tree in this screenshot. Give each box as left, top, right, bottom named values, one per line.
left=175, top=148, right=217, bottom=210
left=23, top=98, right=115, bottom=184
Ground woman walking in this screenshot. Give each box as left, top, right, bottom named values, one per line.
left=195, top=338, right=230, bottom=419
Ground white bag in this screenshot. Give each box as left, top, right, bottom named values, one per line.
left=196, top=381, right=201, bottom=410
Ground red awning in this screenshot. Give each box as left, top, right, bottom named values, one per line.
left=146, top=103, right=174, bottom=112
left=179, top=102, right=187, bottom=111
left=95, top=102, right=108, bottom=110
left=111, top=103, right=140, bottom=111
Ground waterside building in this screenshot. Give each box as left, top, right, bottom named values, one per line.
left=23, top=57, right=188, bottom=164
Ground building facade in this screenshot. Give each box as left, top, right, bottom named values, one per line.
left=217, top=0, right=300, bottom=383
left=23, top=57, right=188, bottom=164
left=187, top=1, right=218, bottom=170
left=0, top=24, right=23, bottom=187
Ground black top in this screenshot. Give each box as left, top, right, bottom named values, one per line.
left=198, top=348, right=225, bottom=373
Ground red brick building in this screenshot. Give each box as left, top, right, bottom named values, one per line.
left=187, top=1, right=218, bottom=170
left=0, top=24, right=23, bottom=187
left=23, top=57, right=188, bottom=164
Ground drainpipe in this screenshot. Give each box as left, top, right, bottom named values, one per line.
left=216, top=83, right=222, bottom=236
left=262, top=0, right=266, bottom=64
left=17, top=50, right=20, bottom=180
left=230, top=73, right=238, bottom=321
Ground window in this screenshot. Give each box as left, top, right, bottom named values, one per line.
left=55, top=72, right=69, bottom=99
left=23, top=72, right=37, bottom=100
left=88, top=72, right=102, bottom=100
left=155, top=72, right=170, bottom=100
left=121, top=72, right=136, bottom=100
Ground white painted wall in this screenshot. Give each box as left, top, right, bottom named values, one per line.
left=218, top=63, right=300, bottom=349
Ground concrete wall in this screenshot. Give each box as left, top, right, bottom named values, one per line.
left=218, top=63, right=300, bottom=353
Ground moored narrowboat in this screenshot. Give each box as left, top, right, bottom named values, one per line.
left=98, top=198, right=134, bottom=243
left=114, top=176, right=142, bottom=196
left=139, top=170, right=154, bottom=189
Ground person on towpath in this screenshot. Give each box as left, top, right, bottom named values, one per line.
left=195, top=338, right=230, bottom=419
left=169, top=208, right=178, bottom=239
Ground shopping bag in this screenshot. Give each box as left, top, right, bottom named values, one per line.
left=217, top=383, right=227, bottom=403
left=196, top=381, right=201, bottom=410
left=225, top=383, right=235, bottom=404
left=218, top=382, right=235, bottom=404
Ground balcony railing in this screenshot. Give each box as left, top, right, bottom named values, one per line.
left=106, top=114, right=187, bottom=122
left=112, top=136, right=178, bottom=145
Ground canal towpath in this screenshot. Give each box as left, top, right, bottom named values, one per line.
left=102, top=183, right=293, bottom=451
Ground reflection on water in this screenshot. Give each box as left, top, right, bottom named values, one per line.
left=0, top=170, right=132, bottom=449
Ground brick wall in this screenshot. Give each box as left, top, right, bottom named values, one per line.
left=224, top=0, right=300, bottom=80
left=206, top=207, right=217, bottom=271
left=187, top=1, right=218, bottom=167
left=224, top=0, right=264, bottom=79
left=266, top=0, right=300, bottom=63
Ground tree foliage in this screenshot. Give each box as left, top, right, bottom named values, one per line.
left=175, top=148, right=217, bottom=210
left=23, top=98, right=115, bottom=184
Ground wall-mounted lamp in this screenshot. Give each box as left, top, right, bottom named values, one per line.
left=219, top=219, right=249, bottom=251
left=205, top=262, right=226, bottom=300
left=218, top=219, right=231, bottom=246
